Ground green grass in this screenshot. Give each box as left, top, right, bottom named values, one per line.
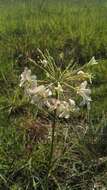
left=0, top=0, right=107, bottom=114
left=0, top=0, right=107, bottom=62
left=0, top=0, right=107, bottom=189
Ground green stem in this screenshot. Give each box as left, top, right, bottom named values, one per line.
left=48, top=110, right=57, bottom=172
left=46, top=109, right=57, bottom=190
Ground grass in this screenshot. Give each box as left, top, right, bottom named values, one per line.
left=0, top=1, right=107, bottom=61
left=0, top=0, right=107, bottom=189
left=0, top=0, right=107, bottom=114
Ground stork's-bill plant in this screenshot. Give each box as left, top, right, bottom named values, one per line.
left=19, top=50, right=98, bottom=187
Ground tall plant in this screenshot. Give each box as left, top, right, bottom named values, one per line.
left=19, top=50, right=97, bottom=189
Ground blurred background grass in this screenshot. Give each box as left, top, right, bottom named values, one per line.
left=0, top=0, right=107, bottom=189
left=0, top=0, right=107, bottom=119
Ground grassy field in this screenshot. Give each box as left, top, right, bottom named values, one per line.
left=0, top=0, right=107, bottom=99
left=0, top=0, right=107, bottom=189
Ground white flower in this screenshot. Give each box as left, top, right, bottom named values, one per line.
left=77, top=81, right=92, bottom=110
left=57, top=101, right=70, bottom=119
left=19, top=67, right=37, bottom=88
left=45, top=99, right=69, bottom=118
left=41, top=59, right=48, bottom=67
left=77, top=71, right=85, bottom=75
left=88, top=56, right=98, bottom=66
left=45, top=98, right=77, bottom=119
left=28, top=85, right=45, bottom=95
left=19, top=67, right=31, bottom=87
left=45, top=89, right=52, bottom=97
left=69, top=99, right=79, bottom=112
left=55, top=82, right=63, bottom=93
left=45, top=99, right=60, bottom=111
left=69, top=99, right=76, bottom=109
left=27, top=85, right=52, bottom=99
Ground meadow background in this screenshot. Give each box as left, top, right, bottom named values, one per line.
left=0, top=0, right=107, bottom=189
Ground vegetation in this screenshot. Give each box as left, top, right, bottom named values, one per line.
left=0, top=0, right=107, bottom=189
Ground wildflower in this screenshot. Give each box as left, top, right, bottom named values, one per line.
left=27, top=85, right=52, bottom=99
left=20, top=67, right=52, bottom=97
left=45, top=98, right=76, bottom=119
left=88, top=56, right=98, bottom=66
left=77, top=70, right=85, bottom=75
left=41, top=59, right=48, bottom=67
left=55, top=82, right=63, bottom=93
left=69, top=99, right=75, bottom=109
left=19, top=67, right=31, bottom=87
left=57, top=101, right=70, bottom=119
left=28, top=85, right=45, bottom=95
left=29, top=88, right=52, bottom=106
left=45, top=89, right=52, bottom=97
left=19, top=67, right=37, bottom=88
left=77, top=81, right=92, bottom=110
left=45, top=99, right=70, bottom=119
left=45, top=99, right=60, bottom=111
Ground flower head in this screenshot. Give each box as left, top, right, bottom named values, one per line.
left=57, top=101, right=70, bottom=119
left=45, top=99, right=60, bottom=111
left=19, top=68, right=52, bottom=107
left=28, top=85, right=45, bottom=95
left=69, top=99, right=76, bottom=109
left=41, top=59, right=48, bottom=67
left=45, top=98, right=76, bottom=119
left=27, top=85, right=52, bottom=105
left=19, top=67, right=37, bottom=89
left=77, top=81, right=92, bottom=110
left=19, top=67, right=32, bottom=87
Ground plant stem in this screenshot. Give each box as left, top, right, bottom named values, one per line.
left=49, top=110, right=57, bottom=171
left=45, top=91, right=58, bottom=189
left=46, top=110, right=57, bottom=189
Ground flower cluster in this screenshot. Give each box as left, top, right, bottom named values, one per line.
left=19, top=67, right=52, bottom=102
left=19, top=55, right=97, bottom=118
left=45, top=98, right=76, bottom=119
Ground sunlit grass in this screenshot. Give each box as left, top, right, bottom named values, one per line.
left=0, top=0, right=107, bottom=189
